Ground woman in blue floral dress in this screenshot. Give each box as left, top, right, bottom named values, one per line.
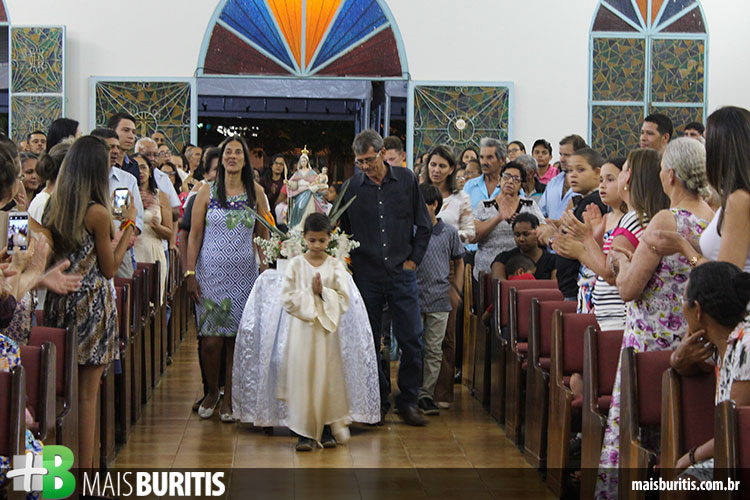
left=186, top=136, right=269, bottom=422
left=595, top=139, right=715, bottom=498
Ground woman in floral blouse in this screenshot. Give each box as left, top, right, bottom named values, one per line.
left=596, top=138, right=715, bottom=499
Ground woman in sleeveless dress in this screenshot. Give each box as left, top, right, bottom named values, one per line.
left=133, top=154, right=172, bottom=303
left=42, top=136, right=137, bottom=472
left=595, top=139, right=714, bottom=499
left=186, top=135, right=269, bottom=422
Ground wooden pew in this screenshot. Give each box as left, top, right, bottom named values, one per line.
left=505, top=287, right=562, bottom=445
left=524, top=298, right=576, bottom=469
left=489, top=278, right=506, bottom=423
left=179, top=256, right=189, bottom=341
left=28, top=326, right=77, bottom=457
left=166, top=248, right=178, bottom=360
left=581, top=327, right=624, bottom=499
left=546, top=313, right=598, bottom=497
left=715, top=400, right=750, bottom=500
left=462, top=263, right=477, bottom=391
left=116, top=274, right=142, bottom=424
left=19, top=343, right=56, bottom=444
left=492, top=279, right=557, bottom=424
left=660, top=367, right=715, bottom=493
left=472, top=272, right=491, bottom=405
left=0, top=366, right=25, bottom=500
left=134, top=267, right=153, bottom=402
left=619, top=348, right=673, bottom=500
left=137, top=262, right=164, bottom=386
left=113, top=283, right=132, bottom=444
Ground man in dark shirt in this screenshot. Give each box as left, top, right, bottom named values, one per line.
left=340, top=129, right=432, bottom=426
left=108, top=112, right=141, bottom=185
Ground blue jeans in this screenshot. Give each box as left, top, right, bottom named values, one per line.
left=356, top=268, right=424, bottom=410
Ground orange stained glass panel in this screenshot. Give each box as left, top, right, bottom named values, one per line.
left=651, top=0, right=664, bottom=24
left=305, top=0, right=342, bottom=67
left=636, top=0, right=648, bottom=24
left=268, top=0, right=302, bottom=67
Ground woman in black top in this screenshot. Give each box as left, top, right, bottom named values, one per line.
left=491, top=212, right=556, bottom=280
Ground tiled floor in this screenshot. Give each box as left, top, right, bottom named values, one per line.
left=112, top=334, right=556, bottom=499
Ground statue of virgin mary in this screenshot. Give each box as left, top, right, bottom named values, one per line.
left=286, top=146, right=328, bottom=231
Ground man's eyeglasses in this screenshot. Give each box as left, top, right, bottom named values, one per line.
left=354, top=151, right=381, bottom=166
left=501, top=173, right=522, bottom=183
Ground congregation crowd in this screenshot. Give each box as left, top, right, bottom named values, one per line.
left=1, top=102, right=750, bottom=499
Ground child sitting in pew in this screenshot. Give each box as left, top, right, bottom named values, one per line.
left=506, top=254, right=537, bottom=281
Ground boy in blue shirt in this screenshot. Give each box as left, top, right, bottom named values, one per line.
left=416, top=184, right=464, bottom=415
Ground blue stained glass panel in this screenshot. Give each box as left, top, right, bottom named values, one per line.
left=658, top=0, right=696, bottom=26
left=219, top=0, right=294, bottom=69
left=311, top=0, right=388, bottom=70
left=603, top=0, right=643, bottom=28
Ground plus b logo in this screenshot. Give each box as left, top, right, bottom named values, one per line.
left=7, top=445, right=75, bottom=499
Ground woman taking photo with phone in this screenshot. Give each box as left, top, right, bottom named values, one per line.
left=42, top=135, right=137, bottom=472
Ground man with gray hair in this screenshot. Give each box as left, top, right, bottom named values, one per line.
left=515, top=154, right=545, bottom=198
left=462, top=137, right=506, bottom=251
left=340, top=129, right=432, bottom=426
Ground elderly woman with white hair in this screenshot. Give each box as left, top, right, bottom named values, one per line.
left=595, top=137, right=716, bottom=498
left=515, top=154, right=545, bottom=200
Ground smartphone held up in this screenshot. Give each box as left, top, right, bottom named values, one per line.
left=113, top=188, right=129, bottom=217
left=7, top=212, right=29, bottom=254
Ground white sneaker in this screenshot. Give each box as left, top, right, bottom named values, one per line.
left=437, top=402, right=451, bottom=409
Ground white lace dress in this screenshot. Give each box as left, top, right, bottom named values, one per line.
left=232, top=267, right=381, bottom=426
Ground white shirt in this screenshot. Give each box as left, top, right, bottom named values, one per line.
left=153, top=168, right=181, bottom=208
left=109, top=166, right=144, bottom=232
left=28, top=191, right=51, bottom=223
left=700, top=207, right=750, bottom=272
left=438, top=191, right=475, bottom=244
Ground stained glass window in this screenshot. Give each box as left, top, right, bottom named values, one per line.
left=199, top=0, right=406, bottom=78
left=589, top=0, right=707, bottom=158
left=410, top=84, right=511, bottom=164
left=9, top=26, right=66, bottom=144
left=94, top=80, right=195, bottom=152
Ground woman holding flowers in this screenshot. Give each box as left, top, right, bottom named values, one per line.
left=186, top=135, right=269, bottom=422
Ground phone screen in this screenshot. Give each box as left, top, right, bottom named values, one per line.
left=7, top=213, right=29, bottom=254
left=114, top=189, right=129, bottom=215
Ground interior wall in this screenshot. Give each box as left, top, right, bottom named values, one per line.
left=5, top=0, right=748, bottom=157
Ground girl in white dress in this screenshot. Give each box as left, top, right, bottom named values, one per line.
left=279, top=213, right=352, bottom=451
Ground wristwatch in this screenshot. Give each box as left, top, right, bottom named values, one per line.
left=184, top=270, right=196, bottom=278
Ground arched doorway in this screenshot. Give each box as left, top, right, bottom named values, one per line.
left=195, top=0, right=409, bottom=179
